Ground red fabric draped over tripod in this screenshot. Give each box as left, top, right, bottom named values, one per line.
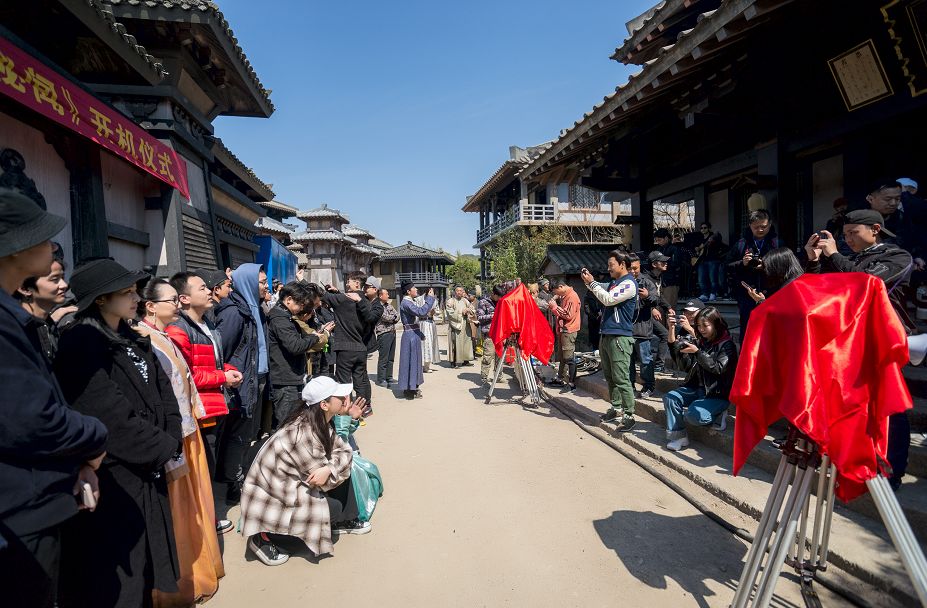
left=488, top=284, right=555, bottom=365
left=731, top=273, right=912, bottom=501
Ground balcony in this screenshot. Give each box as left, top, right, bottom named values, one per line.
left=475, top=201, right=615, bottom=246
left=395, top=272, right=449, bottom=286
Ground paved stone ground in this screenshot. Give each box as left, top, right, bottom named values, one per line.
left=210, top=336, right=848, bottom=607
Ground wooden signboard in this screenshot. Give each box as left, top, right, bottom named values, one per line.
left=827, top=40, right=894, bottom=111
left=882, top=0, right=927, bottom=97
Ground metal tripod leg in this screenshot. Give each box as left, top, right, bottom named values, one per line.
left=483, top=340, right=510, bottom=405
left=867, top=476, right=927, bottom=606
left=753, top=464, right=817, bottom=607
left=731, top=455, right=792, bottom=608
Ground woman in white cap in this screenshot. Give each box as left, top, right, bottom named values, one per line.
left=239, top=376, right=369, bottom=566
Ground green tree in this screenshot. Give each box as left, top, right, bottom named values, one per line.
left=445, top=254, right=480, bottom=291
left=487, top=225, right=565, bottom=284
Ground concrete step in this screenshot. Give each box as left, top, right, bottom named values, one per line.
left=570, top=370, right=927, bottom=542
left=544, top=388, right=922, bottom=607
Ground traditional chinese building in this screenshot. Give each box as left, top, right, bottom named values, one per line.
left=291, top=204, right=356, bottom=287
left=515, top=0, right=927, bottom=252
left=371, top=241, right=455, bottom=300
left=463, top=144, right=628, bottom=281
left=0, top=0, right=274, bottom=274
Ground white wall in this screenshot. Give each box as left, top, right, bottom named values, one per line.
left=0, top=111, right=73, bottom=265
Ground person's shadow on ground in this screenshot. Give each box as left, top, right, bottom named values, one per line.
left=594, top=510, right=749, bottom=608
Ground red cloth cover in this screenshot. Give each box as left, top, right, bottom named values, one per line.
left=488, top=284, right=555, bottom=365
left=730, top=273, right=912, bottom=501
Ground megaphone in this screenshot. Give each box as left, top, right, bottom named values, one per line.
left=908, top=333, right=927, bottom=366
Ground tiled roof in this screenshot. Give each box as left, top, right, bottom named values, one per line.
left=212, top=138, right=274, bottom=201
left=104, top=0, right=273, bottom=112
left=89, top=0, right=168, bottom=79
left=297, top=204, right=349, bottom=222
left=254, top=216, right=293, bottom=236
left=259, top=199, right=299, bottom=215
left=462, top=142, right=553, bottom=212
left=343, top=224, right=372, bottom=238
left=377, top=241, right=456, bottom=263
left=291, top=229, right=356, bottom=243
left=612, top=0, right=718, bottom=64
left=351, top=243, right=378, bottom=255
left=542, top=244, right=615, bottom=275
left=286, top=243, right=303, bottom=252
left=520, top=0, right=772, bottom=181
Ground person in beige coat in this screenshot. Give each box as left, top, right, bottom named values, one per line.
left=239, top=377, right=368, bottom=566
left=445, top=286, right=474, bottom=366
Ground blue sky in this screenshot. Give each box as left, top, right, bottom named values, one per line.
left=214, top=0, right=654, bottom=255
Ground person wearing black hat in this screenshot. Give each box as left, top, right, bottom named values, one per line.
left=193, top=268, right=232, bottom=323
left=0, top=189, right=108, bottom=608
left=643, top=250, right=673, bottom=371
left=53, top=259, right=184, bottom=606
left=807, top=209, right=915, bottom=492
left=652, top=229, right=686, bottom=308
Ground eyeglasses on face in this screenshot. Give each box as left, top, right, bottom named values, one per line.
left=152, top=296, right=180, bottom=304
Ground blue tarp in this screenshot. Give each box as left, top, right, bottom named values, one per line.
left=254, top=236, right=297, bottom=285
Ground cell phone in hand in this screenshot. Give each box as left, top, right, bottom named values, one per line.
left=80, top=481, right=96, bottom=510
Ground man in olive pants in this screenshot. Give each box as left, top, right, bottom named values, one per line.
left=581, top=250, right=639, bottom=432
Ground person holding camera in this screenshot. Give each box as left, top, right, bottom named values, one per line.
left=662, top=306, right=738, bottom=451
left=729, top=209, right=781, bottom=343
left=806, top=209, right=915, bottom=490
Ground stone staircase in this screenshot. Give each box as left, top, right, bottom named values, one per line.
left=535, top=362, right=927, bottom=607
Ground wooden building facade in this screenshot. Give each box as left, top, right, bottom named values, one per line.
left=0, top=0, right=274, bottom=274
left=517, top=0, right=927, bottom=252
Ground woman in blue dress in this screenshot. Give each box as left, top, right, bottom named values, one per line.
left=397, top=282, right=435, bottom=400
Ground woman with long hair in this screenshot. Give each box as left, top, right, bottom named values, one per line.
left=741, top=246, right=805, bottom=304
left=137, top=278, right=225, bottom=605
left=54, top=260, right=183, bottom=607
left=239, top=376, right=368, bottom=565
left=661, top=306, right=738, bottom=451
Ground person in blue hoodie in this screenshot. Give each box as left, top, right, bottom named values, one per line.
left=212, top=263, right=269, bottom=503
left=580, top=250, right=638, bottom=432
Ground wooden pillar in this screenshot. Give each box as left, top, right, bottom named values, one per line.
left=67, top=143, right=108, bottom=264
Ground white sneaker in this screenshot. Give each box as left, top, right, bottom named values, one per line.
left=712, top=411, right=728, bottom=432
left=708, top=293, right=717, bottom=302
left=667, top=436, right=690, bottom=451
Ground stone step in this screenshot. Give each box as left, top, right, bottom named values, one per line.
left=545, top=389, right=922, bottom=607
left=569, top=370, right=927, bottom=542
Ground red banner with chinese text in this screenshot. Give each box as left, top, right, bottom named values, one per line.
left=0, top=36, right=190, bottom=199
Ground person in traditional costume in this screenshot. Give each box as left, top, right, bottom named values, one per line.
left=137, top=278, right=225, bottom=606
left=397, top=282, right=435, bottom=399
left=445, top=285, right=474, bottom=367
left=415, top=291, right=440, bottom=371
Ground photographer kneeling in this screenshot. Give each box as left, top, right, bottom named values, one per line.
left=239, top=376, right=369, bottom=566
left=662, top=306, right=738, bottom=451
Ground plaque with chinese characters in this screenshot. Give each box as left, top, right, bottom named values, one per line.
left=828, top=40, right=894, bottom=111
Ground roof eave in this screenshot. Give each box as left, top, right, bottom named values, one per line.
left=212, top=140, right=275, bottom=201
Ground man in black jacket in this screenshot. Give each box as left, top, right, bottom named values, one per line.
left=267, top=281, right=334, bottom=428
left=728, top=209, right=782, bottom=343
left=807, top=209, right=915, bottom=490
left=322, top=272, right=376, bottom=411
left=0, top=189, right=108, bottom=607
left=653, top=228, right=687, bottom=307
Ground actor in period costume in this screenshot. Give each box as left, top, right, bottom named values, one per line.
left=416, top=293, right=440, bottom=371
left=397, top=282, right=436, bottom=399
left=445, top=286, right=474, bottom=367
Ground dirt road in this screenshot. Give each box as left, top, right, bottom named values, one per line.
left=211, top=344, right=843, bottom=607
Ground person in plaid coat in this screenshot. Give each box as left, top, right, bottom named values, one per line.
left=239, top=376, right=369, bottom=565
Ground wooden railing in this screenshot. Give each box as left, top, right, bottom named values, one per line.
left=395, top=272, right=448, bottom=284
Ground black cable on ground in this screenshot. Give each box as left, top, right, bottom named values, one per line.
left=540, top=391, right=870, bottom=608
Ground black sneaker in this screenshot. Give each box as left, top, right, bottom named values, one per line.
left=375, top=380, right=388, bottom=387
left=599, top=409, right=620, bottom=424
left=548, top=378, right=566, bottom=386
left=362, top=405, right=374, bottom=418
left=616, top=416, right=637, bottom=432
left=248, top=533, right=289, bottom=566
left=333, top=518, right=371, bottom=535
left=560, top=383, right=576, bottom=393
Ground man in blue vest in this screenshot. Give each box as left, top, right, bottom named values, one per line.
left=581, top=250, right=639, bottom=431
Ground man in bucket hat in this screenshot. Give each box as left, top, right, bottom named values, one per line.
left=0, top=188, right=108, bottom=606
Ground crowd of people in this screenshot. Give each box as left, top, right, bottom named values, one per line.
left=0, top=188, right=397, bottom=607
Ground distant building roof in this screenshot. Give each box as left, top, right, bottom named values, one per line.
left=259, top=199, right=299, bottom=215
left=286, top=243, right=303, bottom=252
left=292, top=229, right=356, bottom=243
left=462, top=142, right=553, bottom=212
left=377, top=241, right=455, bottom=264
left=369, top=237, right=393, bottom=250
left=343, top=224, right=372, bottom=238
left=254, top=216, right=293, bottom=236
left=297, top=204, right=349, bottom=222
left=541, top=244, right=615, bottom=275
left=351, top=243, right=378, bottom=255
left=212, top=138, right=275, bottom=201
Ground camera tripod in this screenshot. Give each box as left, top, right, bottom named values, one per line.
left=484, top=333, right=543, bottom=407
left=732, top=426, right=927, bottom=607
